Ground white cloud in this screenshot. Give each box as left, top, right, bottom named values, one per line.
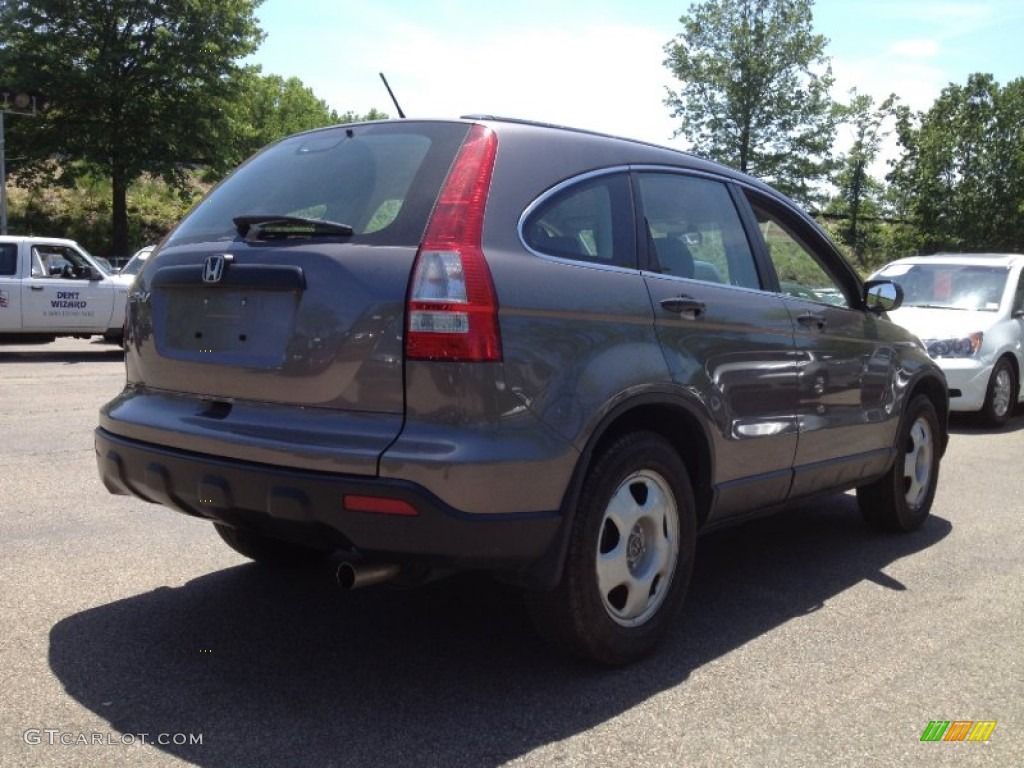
left=313, top=22, right=687, bottom=149
left=887, top=39, right=940, bottom=59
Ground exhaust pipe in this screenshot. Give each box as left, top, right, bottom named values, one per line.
left=336, top=561, right=402, bottom=591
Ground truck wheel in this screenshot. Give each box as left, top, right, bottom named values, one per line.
left=102, top=330, right=125, bottom=347
left=857, top=394, right=940, bottom=532
left=214, top=523, right=331, bottom=567
left=526, top=432, right=696, bottom=665
left=980, top=358, right=1016, bottom=427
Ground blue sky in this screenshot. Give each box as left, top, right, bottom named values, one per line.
left=247, top=0, right=1022, bottom=151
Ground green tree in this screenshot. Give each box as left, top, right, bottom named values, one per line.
left=826, top=90, right=897, bottom=267
left=663, top=0, right=837, bottom=204
left=889, top=73, right=1024, bottom=252
left=0, top=0, right=264, bottom=255
left=224, top=74, right=389, bottom=166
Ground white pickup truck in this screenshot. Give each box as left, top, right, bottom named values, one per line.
left=0, top=235, right=134, bottom=344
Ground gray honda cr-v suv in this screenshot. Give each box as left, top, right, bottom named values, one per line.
left=96, top=117, right=948, bottom=664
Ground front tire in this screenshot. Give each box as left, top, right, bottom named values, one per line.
left=857, top=394, right=940, bottom=532
left=980, top=357, right=1017, bottom=427
left=214, top=523, right=331, bottom=567
left=526, top=432, right=697, bottom=665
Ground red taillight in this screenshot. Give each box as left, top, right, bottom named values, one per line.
left=406, top=125, right=501, bottom=362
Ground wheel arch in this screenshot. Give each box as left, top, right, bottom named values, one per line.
left=907, top=371, right=950, bottom=456
left=996, top=351, right=1021, bottom=395
left=981, top=353, right=1021, bottom=425
left=582, top=399, right=714, bottom=525
left=522, top=392, right=714, bottom=589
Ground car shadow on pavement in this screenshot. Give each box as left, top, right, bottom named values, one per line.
left=948, top=407, right=1024, bottom=435
left=48, top=495, right=950, bottom=768
left=0, top=344, right=123, bottom=364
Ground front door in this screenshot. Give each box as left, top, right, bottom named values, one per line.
left=22, top=245, right=114, bottom=332
left=742, top=194, right=902, bottom=498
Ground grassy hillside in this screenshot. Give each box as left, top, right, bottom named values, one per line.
left=5, top=172, right=208, bottom=261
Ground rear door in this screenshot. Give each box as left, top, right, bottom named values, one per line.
left=742, top=192, right=902, bottom=498
left=636, top=171, right=800, bottom=519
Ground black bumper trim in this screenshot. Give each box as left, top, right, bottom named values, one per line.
left=95, top=428, right=562, bottom=568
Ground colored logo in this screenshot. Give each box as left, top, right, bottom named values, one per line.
left=920, top=721, right=997, bottom=742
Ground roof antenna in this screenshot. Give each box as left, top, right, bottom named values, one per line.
left=379, top=73, right=406, bottom=119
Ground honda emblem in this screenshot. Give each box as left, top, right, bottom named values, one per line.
left=202, top=254, right=228, bottom=284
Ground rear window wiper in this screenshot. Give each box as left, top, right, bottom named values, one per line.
left=233, top=214, right=355, bottom=239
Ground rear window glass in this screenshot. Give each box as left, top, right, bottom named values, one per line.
left=167, top=122, right=471, bottom=247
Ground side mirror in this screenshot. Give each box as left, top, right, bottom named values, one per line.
left=864, top=279, right=903, bottom=314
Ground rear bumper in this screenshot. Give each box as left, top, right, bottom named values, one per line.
left=95, top=427, right=563, bottom=572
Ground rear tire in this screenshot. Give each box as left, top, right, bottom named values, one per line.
left=857, top=394, right=940, bottom=532
left=214, top=523, right=331, bottom=567
left=980, top=358, right=1017, bottom=427
left=525, top=432, right=696, bottom=665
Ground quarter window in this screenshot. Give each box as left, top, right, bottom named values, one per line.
left=522, top=173, right=635, bottom=268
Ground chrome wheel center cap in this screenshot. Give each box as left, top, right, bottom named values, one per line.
left=627, top=524, right=646, bottom=569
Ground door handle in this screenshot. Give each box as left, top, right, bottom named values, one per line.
left=30, top=285, right=44, bottom=291
left=660, top=295, right=705, bottom=318
left=797, top=312, right=827, bottom=331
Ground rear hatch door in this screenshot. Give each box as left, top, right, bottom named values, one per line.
left=128, top=121, right=472, bottom=413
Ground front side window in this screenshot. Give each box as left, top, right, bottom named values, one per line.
left=748, top=200, right=850, bottom=307
left=636, top=172, right=761, bottom=289
left=32, top=245, right=94, bottom=279
left=522, top=173, right=635, bottom=268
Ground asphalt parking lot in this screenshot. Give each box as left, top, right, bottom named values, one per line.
left=1, top=338, right=1021, bottom=768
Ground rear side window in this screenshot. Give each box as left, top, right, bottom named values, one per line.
left=636, top=172, right=761, bottom=289
left=167, top=122, right=472, bottom=247
left=0, top=244, right=16, bottom=276
left=522, top=173, right=636, bottom=268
